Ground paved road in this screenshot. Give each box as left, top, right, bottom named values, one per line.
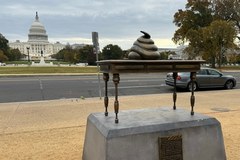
left=0, top=72, right=239, bottom=103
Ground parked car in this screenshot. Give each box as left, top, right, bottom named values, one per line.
left=165, top=68, right=237, bottom=91
left=0, top=62, right=6, bottom=66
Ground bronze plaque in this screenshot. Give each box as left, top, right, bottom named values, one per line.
left=159, top=135, right=183, bottom=160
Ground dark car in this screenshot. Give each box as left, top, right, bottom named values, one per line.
left=165, top=68, right=237, bottom=91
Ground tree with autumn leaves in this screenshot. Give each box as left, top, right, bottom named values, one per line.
left=173, top=0, right=239, bottom=68
left=0, top=33, right=23, bottom=62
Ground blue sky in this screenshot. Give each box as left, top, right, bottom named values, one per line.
left=0, top=0, right=187, bottom=50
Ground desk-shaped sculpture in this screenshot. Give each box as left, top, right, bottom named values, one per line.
left=97, top=60, right=205, bottom=123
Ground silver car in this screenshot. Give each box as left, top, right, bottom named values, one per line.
left=165, top=68, right=237, bottom=91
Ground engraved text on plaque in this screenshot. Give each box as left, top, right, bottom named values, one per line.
left=159, top=135, right=183, bottom=160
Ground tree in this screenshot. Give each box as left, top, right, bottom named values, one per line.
left=53, top=45, right=97, bottom=64
left=173, top=0, right=238, bottom=67
left=86, top=45, right=96, bottom=65
left=63, top=46, right=76, bottom=63
left=203, top=20, right=237, bottom=67
left=52, top=49, right=64, bottom=60
left=0, top=33, right=10, bottom=58
left=64, top=51, right=75, bottom=63
left=0, top=50, right=8, bottom=62
left=236, top=54, right=240, bottom=64
left=122, top=50, right=130, bottom=59
left=228, top=52, right=238, bottom=64
left=53, top=45, right=77, bottom=63
left=76, top=45, right=96, bottom=65
left=160, top=51, right=176, bottom=60
left=183, top=20, right=237, bottom=67
left=101, top=44, right=123, bottom=60
left=8, top=48, right=22, bottom=61
left=173, top=0, right=214, bottom=45
left=173, top=0, right=215, bottom=62
left=214, top=0, right=240, bottom=40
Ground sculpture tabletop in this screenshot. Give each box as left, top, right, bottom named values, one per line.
left=97, top=59, right=205, bottom=64
left=97, top=59, right=205, bottom=74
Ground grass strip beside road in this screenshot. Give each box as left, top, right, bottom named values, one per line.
left=0, top=66, right=98, bottom=74
left=218, top=66, right=240, bottom=70
left=0, top=65, right=239, bottom=75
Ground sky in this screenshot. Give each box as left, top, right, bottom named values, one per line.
left=0, top=0, right=187, bottom=50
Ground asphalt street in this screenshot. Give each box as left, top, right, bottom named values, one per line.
left=0, top=72, right=239, bottom=103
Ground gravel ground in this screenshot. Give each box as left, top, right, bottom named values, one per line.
left=0, top=89, right=239, bottom=160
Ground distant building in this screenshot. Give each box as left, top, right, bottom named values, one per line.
left=9, top=12, right=65, bottom=60
left=158, top=46, right=186, bottom=60
left=71, top=43, right=86, bottom=49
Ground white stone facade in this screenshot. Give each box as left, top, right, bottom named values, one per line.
left=9, top=12, right=65, bottom=60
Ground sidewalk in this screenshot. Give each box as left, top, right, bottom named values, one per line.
left=0, top=89, right=239, bottom=160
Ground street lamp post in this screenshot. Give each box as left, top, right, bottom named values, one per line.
left=26, top=47, right=30, bottom=63
left=92, top=32, right=102, bottom=99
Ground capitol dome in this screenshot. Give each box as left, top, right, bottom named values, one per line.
left=28, top=12, right=48, bottom=42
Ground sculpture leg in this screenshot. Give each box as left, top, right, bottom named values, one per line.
left=113, top=73, right=120, bottom=123
left=103, top=73, right=109, bottom=116
left=190, top=72, right=196, bottom=115
left=173, top=72, right=178, bottom=110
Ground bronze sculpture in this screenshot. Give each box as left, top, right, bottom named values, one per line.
left=128, top=31, right=160, bottom=60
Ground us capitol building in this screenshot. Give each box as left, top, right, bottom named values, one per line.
left=9, top=12, right=65, bottom=60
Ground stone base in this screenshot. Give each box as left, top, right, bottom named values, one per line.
left=83, top=107, right=226, bottom=160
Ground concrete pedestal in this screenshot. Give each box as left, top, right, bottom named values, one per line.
left=83, top=107, right=226, bottom=160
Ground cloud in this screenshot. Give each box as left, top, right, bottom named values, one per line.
left=1, top=0, right=187, bottom=49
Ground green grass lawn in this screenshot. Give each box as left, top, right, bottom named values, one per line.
left=0, top=66, right=98, bottom=74
left=219, top=66, right=240, bottom=70
left=0, top=64, right=239, bottom=75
